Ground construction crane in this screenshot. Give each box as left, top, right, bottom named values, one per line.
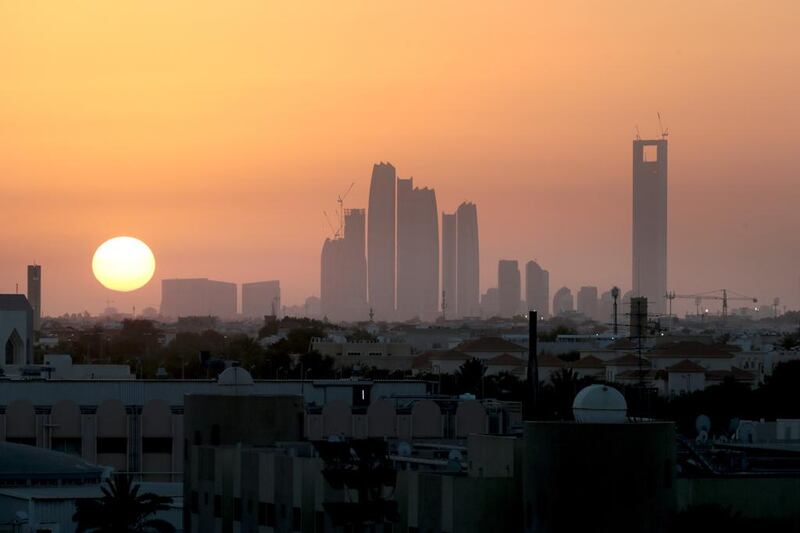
left=665, top=289, right=757, bottom=321
left=336, top=182, right=355, bottom=238
left=657, top=112, right=669, bottom=140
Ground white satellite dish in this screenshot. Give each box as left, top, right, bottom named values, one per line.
left=737, top=421, right=756, bottom=444
left=396, top=441, right=412, bottom=457
left=695, top=414, right=711, bottom=435
left=695, top=430, right=709, bottom=444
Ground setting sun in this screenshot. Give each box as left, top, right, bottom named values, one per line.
left=92, top=236, right=156, bottom=292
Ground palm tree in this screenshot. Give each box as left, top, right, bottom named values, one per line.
left=456, top=357, right=487, bottom=396
left=73, top=475, right=175, bottom=533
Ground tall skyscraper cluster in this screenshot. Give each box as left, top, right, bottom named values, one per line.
left=321, top=209, right=369, bottom=321
left=321, top=162, right=480, bottom=322
left=480, top=259, right=549, bottom=319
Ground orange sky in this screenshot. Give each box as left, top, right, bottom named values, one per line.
left=1, top=1, right=799, bottom=316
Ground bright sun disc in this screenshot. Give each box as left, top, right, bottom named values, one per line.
left=92, top=236, right=156, bottom=292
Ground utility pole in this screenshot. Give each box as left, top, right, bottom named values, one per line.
left=611, top=286, right=620, bottom=336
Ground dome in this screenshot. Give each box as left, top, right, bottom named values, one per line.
left=0, top=442, right=104, bottom=485
left=572, top=384, right=627, bottom=423
left=217, top=366, right=254, bottom=386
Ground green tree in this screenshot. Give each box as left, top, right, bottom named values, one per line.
left=455, top=358, right=487, bottom=396
left=73, top=475, right=175, bottom=533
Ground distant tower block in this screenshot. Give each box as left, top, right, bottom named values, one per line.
left=632, top=138, right=668, bottom=314
left=27, top=265, right=41, bottom=332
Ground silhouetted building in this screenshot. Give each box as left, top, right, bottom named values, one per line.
left=368, top=162, right=397, bottom=320
left=498, top=260, right=520, bottom=318
left=396, top=178, right=439, bottom=321
left=633, top=139, right=668, bottom=314
left=27, top=264, right=41, bottom=332
left=553, top=287, right=574, bottom=315
left=441, top=212, right=458, bottom=318
left=160, top=278, right=237, bottom=319
left=0, top=295, right=33, bottom=366
left=525, top=260, right=549, bottom=318
left=577, top=286, right=599, bottom=320
left=241, top=280, right=281, bottom=319
left=321, top=209, right=368, bottom=321
left=481, top=288, right=499, bottom=318
left=599, top=288, right=614, bottom=325
left=456, top=202, right=480, bottom=318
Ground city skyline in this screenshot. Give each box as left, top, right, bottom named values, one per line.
left=2, top=2, right=799, bottom=315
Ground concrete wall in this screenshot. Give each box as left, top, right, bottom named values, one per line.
left=524, top=421, right=676, bottom=533
left=678, top=477, right=800, bottom=529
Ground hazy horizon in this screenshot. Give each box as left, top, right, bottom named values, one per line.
left=2, top=1, right=799, bottom=316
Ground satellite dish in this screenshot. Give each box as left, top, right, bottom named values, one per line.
left=447, top=450, right=463, bottom=471
left=695, top=414, right=711, bottom=435
left=737, top=421, right=756, bottom=444
left=397, top=441, right=412, bottom=457
left=729, top=417, right=741, bottom=435
left=695, top=430, right=709, bottom=444
left=448, top=449, right=463, bottom=462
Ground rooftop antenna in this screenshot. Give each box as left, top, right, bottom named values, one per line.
left=634, top=125, right=641, bottom=141
left=657, top=112, right=669, bottom=140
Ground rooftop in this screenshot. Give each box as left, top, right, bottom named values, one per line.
left=456, top=337, right=526, bottom=353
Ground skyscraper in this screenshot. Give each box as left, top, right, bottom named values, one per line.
left=456, top=202, right=480, bottom=318
left=577, top=286, right=599, bottom=320
left=525, top=260, right=549, bottom=318
left=497, top=260, right=520, bottom=318
left=241, top=280, right=281, bottom=318
left=632, top=139, right=668, bottom=314
left=367, top=162, right=396, bottom=320
left=27, top=264, right=41, bottom=331
left=396, top=178, right=439, bottom=321
left=441, top=213, right=457, bottom=319
left=320, top=208, right=368, bottom=321
left=553, top=287, right=574, bottom=316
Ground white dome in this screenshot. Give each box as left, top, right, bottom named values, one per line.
left=217, top=367, right=254, bottom=386
left=572, top=384, right=627, bottom=423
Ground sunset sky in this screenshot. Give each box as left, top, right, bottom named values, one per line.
left=1, top=1, right=798, bottom=316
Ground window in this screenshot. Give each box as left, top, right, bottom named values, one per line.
left=211, top=424, right=221, bottom=446
left=191, top=491, right=199, bottom=513
left=96, top=437, right=126, bottom=454
left=142, top=437, right=172, bottom=453
left=51, top=438, right=82, bottom=456
left=6, top=437, right=36, bottom=447
left=143, top=437, right=172, bottom=454
left=352, top=385, right=371, bottom=407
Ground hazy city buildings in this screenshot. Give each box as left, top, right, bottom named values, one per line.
left=241, top=280, right=281, bottom=318
left=320, top=209, right=368, bottom=321
left=27, top=264, right=41, bottom=331
left=632, top=138, right=668, bottom=314
left=525, top=260, right=549, bottom=318
left=553, top=286, right=574, bottom=315
left=481, top=288, right=499, bottom=318
left=456, top=202, right=481, bottom=318
left=577, top=286, right=599, bottom=320
left=497, top=260, right=521, bottom=318
left=160, top=278, right=237, bottom=319
left=367, top=162, right=397, bottom=320
left=396, top=178, right=439, bottom=321
left=441, top=213, right=458, bottom=318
